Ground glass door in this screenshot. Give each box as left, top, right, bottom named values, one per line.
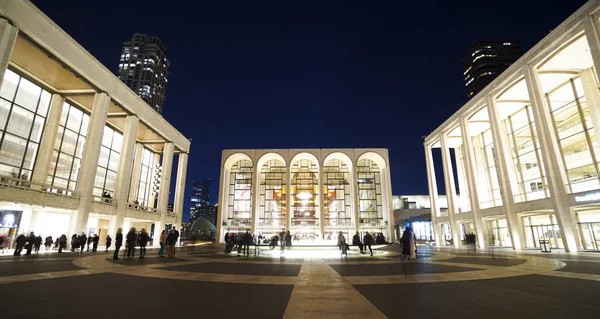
left=579, top=222, right=600, bottom=250
left=528, top=224, right=562, bottom=249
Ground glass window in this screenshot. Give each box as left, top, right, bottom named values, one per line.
left=0, top=70, right=49, bottom=180
left=135, top=147, right=155, bottom=206
left=323, top=159, right=351, bottom=226
left=92, top=126, right=122, bottom=197
left=258, top=159, right=286, bottom=228
left=226, top=160, right=253, bottom=225
left=291, top=159, right=319, bottom=227
left=357, top=159, right=383, bottom=225
left=48, top=102, right=89, bottom=190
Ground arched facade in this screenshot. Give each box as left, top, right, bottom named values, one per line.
left=216, top=149, right=394, bottom=243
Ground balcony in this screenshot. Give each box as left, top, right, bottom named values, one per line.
left=0, top=175, right=78, bottom=199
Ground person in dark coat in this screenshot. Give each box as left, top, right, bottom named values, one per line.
left=353, top=232, right=364, bottom=254
left=25, top=232, right=36, bottom=255
left=86, top=234, right=92, bottom=251
left=126, top=227, right=137, bottom=259
left=167, top=228, right=180, bottom=258
left=113, top=228, right=123, bottom=260
left=34, top=235, right=42, bottom=253
left=44, top=236, right=53, bottom=250
left=400, top=228, right=413, bottom=260
left=79, top=233, right=87, bottom=253
left=138, top=229, right=149, bottom=259
left=92, top=234, right=99, bottom=252
left=14, top=234, right=26, bottom=256
left=285, top=231, right=292, bottom=247
left=71, top=234, right=78, bottom=251
left=105, top=235, right=112, bottom=252
left=243, top=231, right=252, bottom=256
left=58, top=234, right=67, bottom=253
left=363, top=232, right=374, bottom=256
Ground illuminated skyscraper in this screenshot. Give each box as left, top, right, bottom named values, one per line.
left=117, top=33, right=170, bottom=114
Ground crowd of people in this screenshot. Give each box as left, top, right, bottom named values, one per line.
left=400, top=227, right=417, bottom=260
left=1, top=232, right=69, bottom=255
left=112, top=227, right=179, bottom=260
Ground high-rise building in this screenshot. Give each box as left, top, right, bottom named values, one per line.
left=117, top=33, right=170, bottom=114
left=462, top=39, right=523, bottom=99
left=190, top=179, right=211, bottom=221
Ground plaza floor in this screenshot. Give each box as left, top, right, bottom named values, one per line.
left=0, top=245, right=599, bottom=318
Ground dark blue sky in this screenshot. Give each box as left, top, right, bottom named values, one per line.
left=33, top=0, right=587, bottom=221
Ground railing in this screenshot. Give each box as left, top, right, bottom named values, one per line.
left=127, top=202, right=160, bottom=214
left=92, top=196, right=114, bottom=205
left=167, top=211, right=176, bottom=217
left=0, top=175, right=78, bottom=198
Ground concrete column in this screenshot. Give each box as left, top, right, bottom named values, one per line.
left=424, top=143, right=443, bottom=247
left=109, top=116, right=139, bottom=238
left=69, top=93, right=110, bottom=236
left=128, top=143, right=144, bottom=203
left=460, top=117, right=486, bottom=248
left=454, top=145, right=469, bottom=212
left=584, top=14, right=600, bottom=85
left=383, top=166, right=395, bottom=242
left=525, top=66, right=580, bottom=252
left=31, top=94, right=64, bottom=185
left=173, top=153, right=188, bottom=245
left=156, top=143, right=174, bottom=236
left=440, top=134, right=461, bottom=247
left=318, top=167, right=325, bottom=237
left=286, top=164, right=292, bottom=232
left=487, top=97, right=522, bottom=250
left=0, top=19, right=17, bottom=88
left=580, top=69, right=600, bottom=142
left=216, top=158, right=228, bottom=243
left=251, top=162, right=259, bottom=233
left=352, top=167, right=360, bottom=233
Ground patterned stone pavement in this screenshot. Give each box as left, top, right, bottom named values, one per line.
left=0, top=245, right=599, bottom=318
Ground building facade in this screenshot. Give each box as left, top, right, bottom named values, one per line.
left=0, top=1, right=189, bottom=245
left=463, top=39, right=523, bottom=99
left=426, top=0, right=600, bottom=252
left=216, top=149, right=394, bottom=243
left=189, top=179, right=210, bottom=221
left=393, top=195, right=448, bottom=244
left=117, top=33, right=170, bottom=114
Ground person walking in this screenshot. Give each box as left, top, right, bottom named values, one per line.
left=92, top=234, right=99, bottom=252
left=167, top=228, right=179, bottom=258
left=158, top=230, right=168, bottom=257
left=353, top=232, right=364, bottom=254
left=79, top=233, right=87, bottom=253
left=58, top=234, right=67, bottom=253
left=409, top=227, right=417, bottom=260
left=44, top=236, right=53, bottom=250
left=70, top=234, right=77, bottom=252
left=14, top=233, right=26, bottom=256
left=34, top=235, right=42, bottom=253
left=86, top=234, right=92, bottom=252
left=400, top=228, right=412, bottom=260
left=53, top=237, right=59, bottom=250
left=363, top=231, right=374, bottom=256
left=105, top=235, right=112, bottom=252
left=113, top=228, right=123, bottom=260
left=126, top=227, right=136, bottom=259
left=243, top=231, right=252, bottom=256
left=138, top=228, right=149, bottom=259
left=337, top=231, right=348, bottom=257
left=25, top=232, right=36, bottom=255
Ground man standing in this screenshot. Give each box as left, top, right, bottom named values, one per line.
left=363, top=231, right=374, bottom=256
left=167, top=227, right=179, bottom=258
left=92, top=234, right=99, bottom=252
left=138, top=229, right=149, bottom=259
left=126, top=228, right=137, bottom=259
left=353, top=232, right=364, bottom=254
left=79, top=233, right=87, bottom=253
left=113, top=229, right=122, bottom=260
left=105, top=235, right=112, bottom=252
left=25, top=232, right=36, bottom=255
left=14, top=233, right=26, bottom=256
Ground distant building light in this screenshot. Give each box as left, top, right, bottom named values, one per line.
left=503, top=42, right=511, bottom=45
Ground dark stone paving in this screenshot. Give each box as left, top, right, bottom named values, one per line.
left=0, top=259, right=83, bottom=277
left=556, top=260, right=600, bottom=275
left=355, top=274, right=600, bottom=319
left=330, top=262, right=478, bottom=276
left=161, top=261, right=302, bottom=276
left=105, top=257, right=185, bottom=266
left=187, top=253, right=236, bottom=259
left=385, top=253, right=435, bottom=259
left=0, top=251, right=86, bottom=259
left=442, top=257, right=527, bottom=267
left=0, top=273, right=293, bottom=319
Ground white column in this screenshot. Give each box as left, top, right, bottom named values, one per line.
left=440, top=134, right=461, bottom=247
left=487, top=96, right=522, bottom=250
left=524, top=67, right=580, bottom=252
left=454, top=145, right=469, bottom=212
left=580, top=69, right=600, bottom=141
left=318, top=167, right=325, bottom=237
left=173, top=153, right=188, bottom=245
left=69, top=93, right=110, bottom=236
left=31, top=94, right=64, bottom=185
left=109, top=116, right=139, bottom=237
left=584, top=14, right=600, bottom=84
left=128, top=143, right=144, bottom=203
left=352, top=167, right=360, bottom=233
left=0, top=19, right=17, bottom=88
left=286, top=165, right=292, bottom=232
left=251, top=162, right=259, bottom=233
left=424, top=143, right=443, bottom=247
left=156, top=143, right=174, bottom=235
left=460, top=117, right=486, bottom=249
left=216, top=159, right=228, bottom=243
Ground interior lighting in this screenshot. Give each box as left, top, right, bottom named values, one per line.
left=297, top=192, right=312, bottom=200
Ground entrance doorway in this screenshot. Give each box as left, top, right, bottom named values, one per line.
left=579, top=222, right=600, bottom=250
left=526, top=224, right=563, bottom=249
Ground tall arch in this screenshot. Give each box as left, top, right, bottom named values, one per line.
left=356, top=152, right=393, bottom=241
left=255, top=153, right=288, bottom=236
left=219, top=153, right=253, bottom=231
left=290, top=153, right=320, bottom=237
left=322, top=152, right=355, bottom=239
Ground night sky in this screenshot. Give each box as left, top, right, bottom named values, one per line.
left=33, top=0, right=587, bottom=221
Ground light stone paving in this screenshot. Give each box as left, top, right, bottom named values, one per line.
left=2, top=247, right=600, bottom=318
